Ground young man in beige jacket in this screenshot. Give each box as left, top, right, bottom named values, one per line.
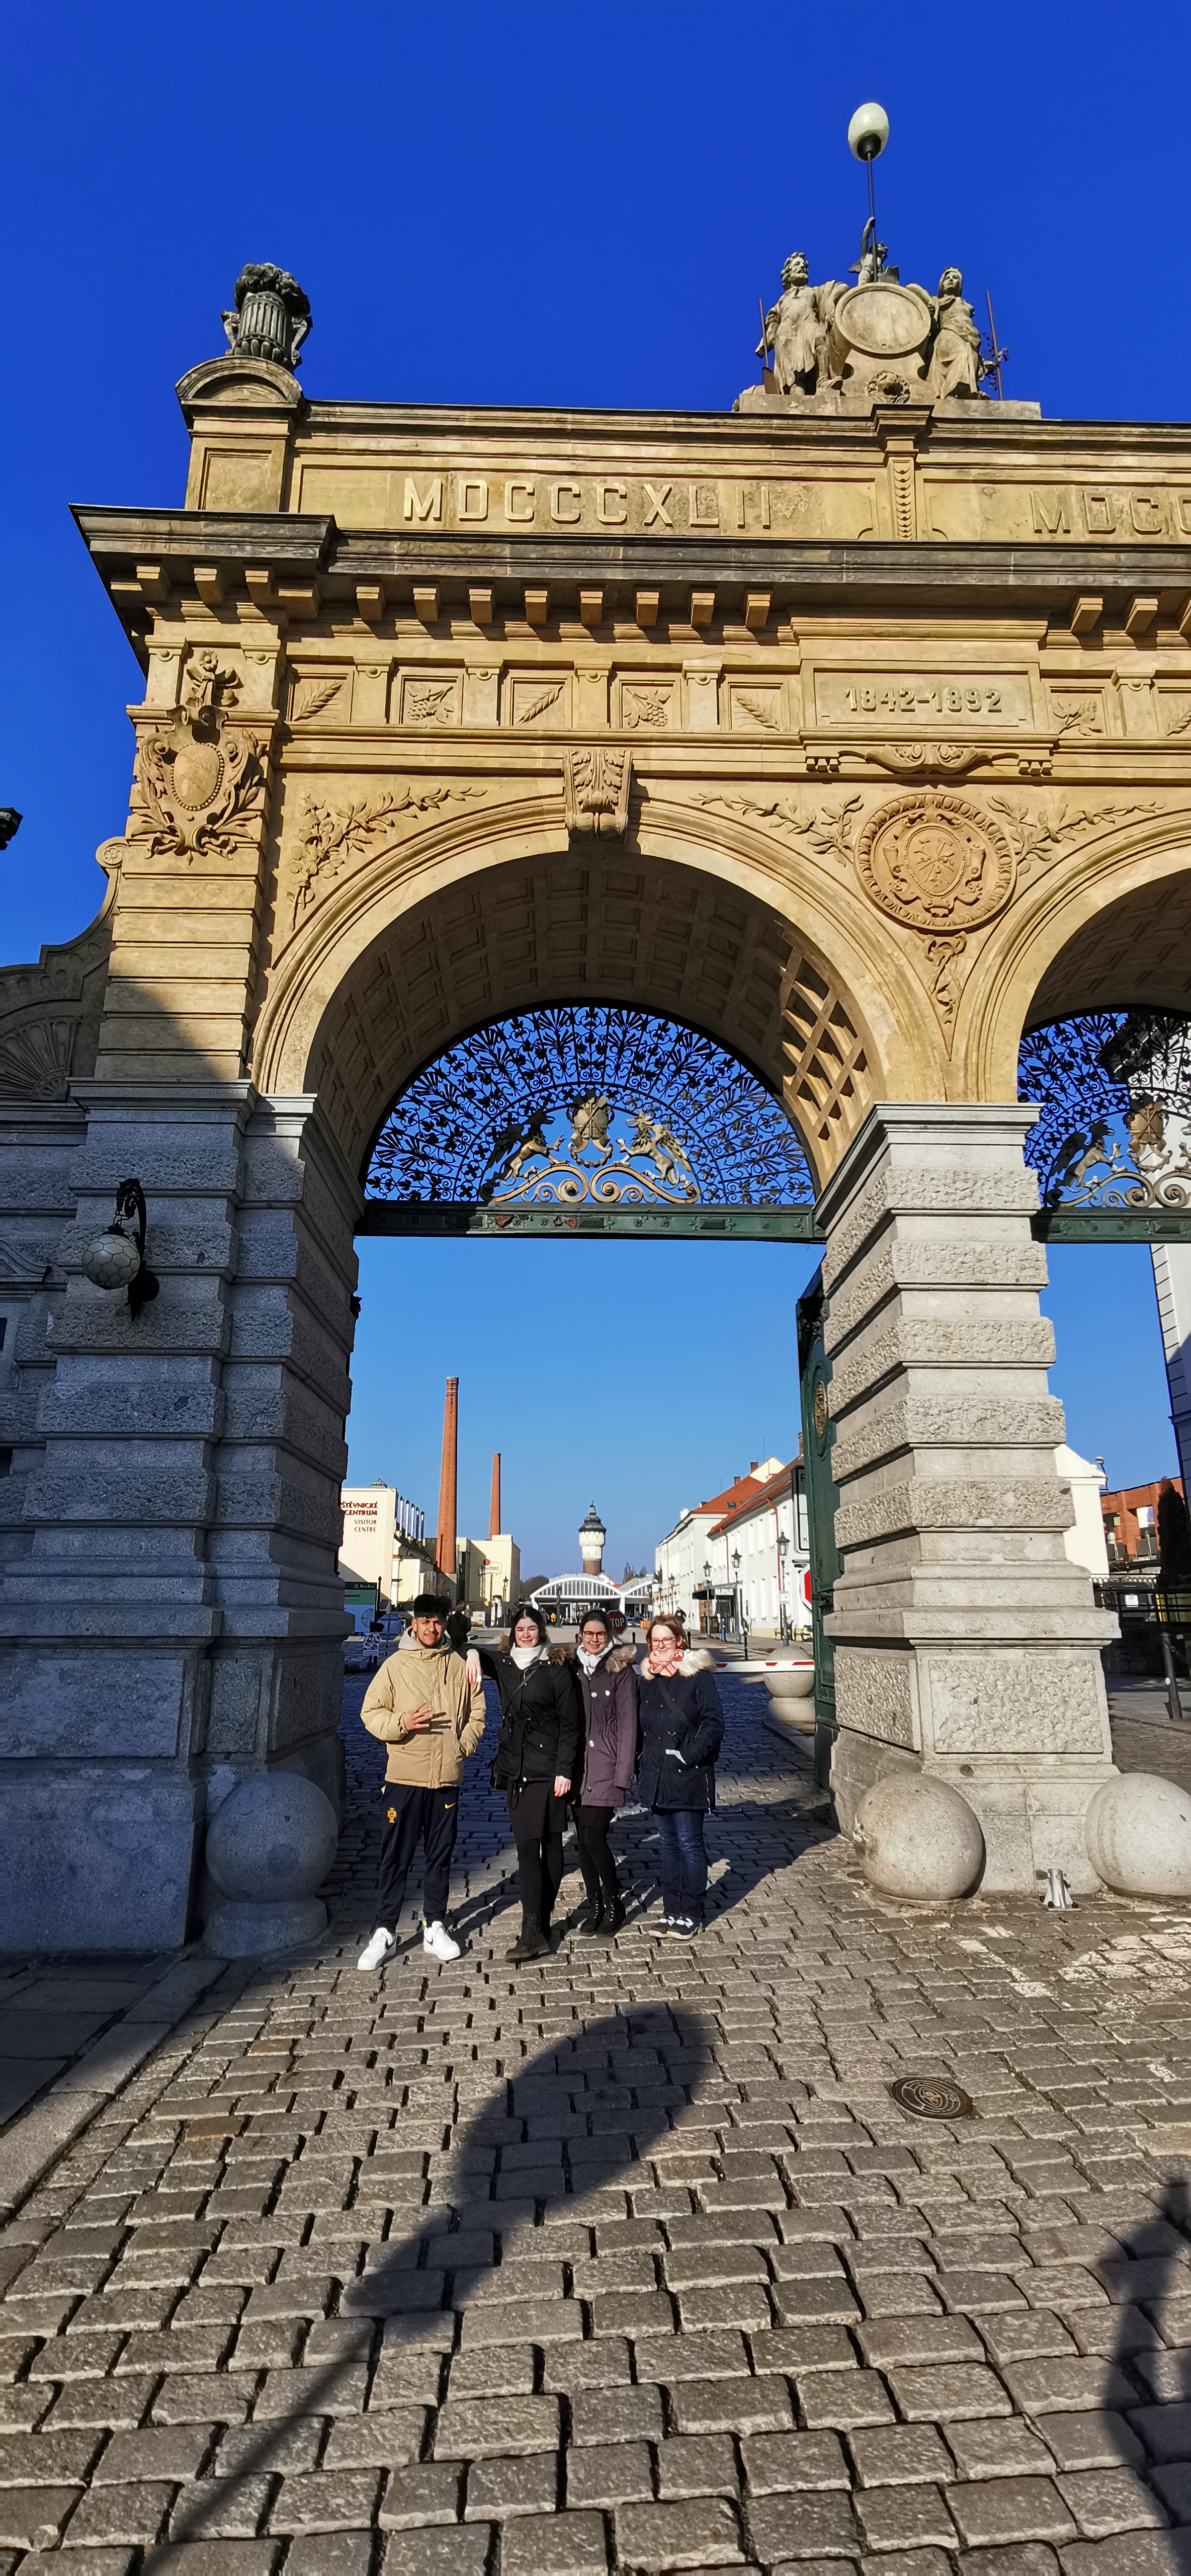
left=357, top=1593, right=487, bottom=1970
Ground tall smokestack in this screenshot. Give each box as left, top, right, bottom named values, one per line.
left=435, top=1377, right=459, bottom=1581
left=489, top=1452, right=501, bottom=1540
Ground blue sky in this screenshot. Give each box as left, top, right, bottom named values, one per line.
left=1, top=0, right=1183, bottom=1572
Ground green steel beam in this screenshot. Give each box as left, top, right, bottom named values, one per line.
left=360, top=1201, right=1191, bottom=1248
left=1032, top=1209, right=1191, bottom=1243
left=358, top=1201, right=823, bottom=1241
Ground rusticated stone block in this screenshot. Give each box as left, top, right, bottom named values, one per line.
left=0, top=1650, right=190, bottom=1759
left=923, top=1652, right=1110, bottom=1757
left=0, top=1759, right=199, bottom=1950
left=826, top=1235, right=1051, bottom=1344
left=835, top=1477, right=1074, bottom=1551
left=827, top=1314, right=1056, bottom=1417
left=834, top=1650, right=916, bottom=1750
left=831, top=1395, right=1066, bottom=1484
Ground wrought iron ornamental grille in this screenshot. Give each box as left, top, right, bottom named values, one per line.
left=366, top=1006, right=815, bottom=1210
left=1019, top=1008, right=1191, bottom=1213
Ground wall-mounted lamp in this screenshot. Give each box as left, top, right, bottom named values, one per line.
left=81, top=1178, right=160, bottom=1322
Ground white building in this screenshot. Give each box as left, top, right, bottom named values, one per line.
left=457, top=1532, right=521, bottom=1619
left=339, top=1479, right=443, bottom=1620
left=706, top=1455, right=810, bottom=1638
left=1056, top=1444, right=1109, bottom=1580
left=654, top=1459, right=788, bottom=1633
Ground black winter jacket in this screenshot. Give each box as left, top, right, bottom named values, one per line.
left=478, top=1646, right=582, bottom=1793
left=636, top=1650, right=724, bottom=1812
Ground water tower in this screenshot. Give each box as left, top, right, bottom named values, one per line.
left=578, top=1503, right=606, bottom=1579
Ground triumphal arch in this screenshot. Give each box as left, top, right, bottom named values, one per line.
left=3, top=252, right=1191, bottom=1947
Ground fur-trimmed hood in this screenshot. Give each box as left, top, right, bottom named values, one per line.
left=641, top=1646, right=718, bottom=1678
left=560, top=1642, right=638, bottom=1675
left=496, top=1633, right=572, bottom=1663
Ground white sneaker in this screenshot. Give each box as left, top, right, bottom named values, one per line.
left=422, top=1920, right=461, bottom=1961
left=357, top=1927, right=396, bottom=1971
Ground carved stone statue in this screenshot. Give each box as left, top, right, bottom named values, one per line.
left=758, top=254, right=831, bottom=396
left=850, top=219, right=896, bottom=287
left=222, top=264, right=312, bottom=372
left=181, top=649, right=238, bottom=730
left=927, top=269, right=985, bottom=400
left=738, top=243, right=1029, bottom=417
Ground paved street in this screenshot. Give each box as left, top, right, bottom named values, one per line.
left=6, top=1674, right=1191, bottom=2574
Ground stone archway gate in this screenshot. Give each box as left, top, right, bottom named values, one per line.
left=4, top=308, right=1191, bottom=1945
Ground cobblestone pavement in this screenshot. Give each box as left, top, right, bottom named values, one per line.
left=1107, top=1685, right=1191, bottom=1799
left=0, top=1970, right=178, bottom=2131
left=7, top=1676, right=1191, bottom=2574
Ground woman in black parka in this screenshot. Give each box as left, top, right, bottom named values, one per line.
left=636, top=1613, right=724, bottom=1942
left=469, top=1601, right=581, bottom=1963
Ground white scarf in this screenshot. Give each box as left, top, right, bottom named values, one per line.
left=578, top=1645, right=611, bottom=1674
left=510, top=1642, right=546, bottom=1669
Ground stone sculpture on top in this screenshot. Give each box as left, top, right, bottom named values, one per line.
left=744, top=228, right=1016, bottom=415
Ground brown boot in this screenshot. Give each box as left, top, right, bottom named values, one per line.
left=506, top=1915, right=549, bottom=1964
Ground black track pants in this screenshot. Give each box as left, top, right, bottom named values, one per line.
left=376, top=1784, right=460, bottom=1931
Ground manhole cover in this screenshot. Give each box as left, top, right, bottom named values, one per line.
left=889, top=2075, right=974, bottom=2121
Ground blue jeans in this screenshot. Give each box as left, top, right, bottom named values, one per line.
left=654, top=1807, right=707, bottom=1922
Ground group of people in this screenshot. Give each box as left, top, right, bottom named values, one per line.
left=356, top=1594, right=724, bottom=1970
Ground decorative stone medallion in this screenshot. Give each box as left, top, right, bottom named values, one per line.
left=855, top=790, right=1015, bottom=931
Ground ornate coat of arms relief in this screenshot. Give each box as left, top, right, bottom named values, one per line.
left=133, top=651, right=265, bottom=862
left=855, top=790, right=1015, bottom=932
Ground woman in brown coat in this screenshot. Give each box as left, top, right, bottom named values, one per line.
left=563, top=1606, right=638, bottom=1937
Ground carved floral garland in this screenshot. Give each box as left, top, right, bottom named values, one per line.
left=694, top=785, right=1165, bottom=1037
left=289, top=783, right=484, bottom=927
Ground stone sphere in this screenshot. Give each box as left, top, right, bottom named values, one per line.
left=765, top=1662, right=816, bottom=1703
left=854, top=1770, right=984, bottom=1902
left=1085, top=1771, right=1191, bottom=1898
left=81, top=1228, right=140, bottom=1292
left=206, top=1771, right=338, bottom=1904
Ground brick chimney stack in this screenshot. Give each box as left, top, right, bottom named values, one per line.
left=489, top=1451, right=501, bottom=1539
left=435, top=1377, right=458, bottom=1581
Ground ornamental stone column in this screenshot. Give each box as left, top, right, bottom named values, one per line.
left=817, top=1101, right=1117, bottom=1895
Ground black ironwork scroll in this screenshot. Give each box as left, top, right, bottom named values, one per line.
left=1019, top=1008, right=1191, bottom=1215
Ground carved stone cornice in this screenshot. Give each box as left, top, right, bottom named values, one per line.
left=72, top=502, right=1191, bottom=662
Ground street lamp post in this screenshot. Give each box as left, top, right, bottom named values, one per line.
left=777, top=1530, right=790, bottom=1644
left=732, top=1549, right=743, bottom=1648
left=703, top=1558, right=712, bottom=1637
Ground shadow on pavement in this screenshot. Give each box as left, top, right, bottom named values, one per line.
left=1104, top=2171, right=1191, bottom=2544
left=146, top=2002, right=711, bottom=2560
